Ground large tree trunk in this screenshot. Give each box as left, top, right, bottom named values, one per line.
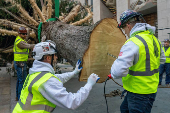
left=41, top=18, right=126, bottom=83
left=41, top=20, right=99, bottom=66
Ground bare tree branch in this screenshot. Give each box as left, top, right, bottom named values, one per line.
left=0, top=28, right=36, bottom=38
left=40, top=0, right=44, bottom=7
left=47, top=0, right=52, bottom=19
left=71, top=7, right=93, bottom=26
left=0, top=28, right=18, bottom=36
left=62, top=4, right=81, bottom=23
left=0, top=8, right=38, bottom=30
left=17, top=4, right=39, bottom=26
left=0, top=19, right=28, bottom=30
left=28, top=0, right=46, bottom=23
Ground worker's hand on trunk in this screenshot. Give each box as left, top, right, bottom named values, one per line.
left=87, top=73, right=100, bottom=86
left=73, top=60, right=83, bottom=74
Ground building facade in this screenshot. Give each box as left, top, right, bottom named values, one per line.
left=70, top=0, right=169, bottom=42
left=157, top=0, right=170, bottom=42
left=116, top=0, right=170, bottom=42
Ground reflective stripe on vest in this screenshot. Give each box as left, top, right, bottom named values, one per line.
left=18, top=72, right=54, bottom=112
left=14, top=38, right=29, bottom=54
left=122, top=32, right=160, bottom=94
left=13, top=36, right=29, bottom=61
left=14, top=52, right=29, bottom=54
left=128, top=35, right=159, bottom=76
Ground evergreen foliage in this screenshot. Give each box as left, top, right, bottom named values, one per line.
left=0, top=0, right=18, bottom=19
left=20, top=0, right=41, bottom=16
left=60, top=0, right=75, bottom=14
left=0, top=0, right=93, bottom=62
left=59, top=0, right=92, bottom=26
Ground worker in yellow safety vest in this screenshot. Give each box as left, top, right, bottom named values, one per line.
left=109, top=9, right=166, bottom=113
left=13, top=40, right=100, bottom=113
left=13, top=27, right=35, bottom=101
left=159, top=39, right=170, bottom=87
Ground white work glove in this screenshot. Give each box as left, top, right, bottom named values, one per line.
left=55, top=60, right=83, bottom=83
left=87, top=73, right=100, bottom=86
left=73, top=60, right=83, bottom=74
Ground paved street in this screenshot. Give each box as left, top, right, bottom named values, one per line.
left=0, top=66, right=10, bottom=113
left=0, top=63, right=170, bottom=113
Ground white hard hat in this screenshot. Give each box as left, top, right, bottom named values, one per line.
left=32, top=40, right=57, bottom=60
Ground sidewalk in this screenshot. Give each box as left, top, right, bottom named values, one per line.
left=0, top=66, right=11, bottom=113
left=1, top=63, right=170, bottom=113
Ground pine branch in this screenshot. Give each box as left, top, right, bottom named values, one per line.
left=47, top=0, right=52, bottom=19
left=0, top=28, right=36, bottom=39
left=17, top=4, right=39, bottom=26
left=42, top=5, right=47, bottom=20
left=63, top=4, right=81, bottom=23
left=28, top=0, right=46, bottom=23
left=40, top=0, right=44, bottom=7
left=71, top=7, right=93, bottom=26
left=0, top=8, right=38, bottom=30
left=0, top=19, right=27, bottom=31
left=33, top=8, right=39, bottom=22
left=0, top=28, right=18, bottom=36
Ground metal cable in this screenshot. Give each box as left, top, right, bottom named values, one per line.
left=111, top=78, right=123, bottom=87
left=104, top=77, right=110, bottom=113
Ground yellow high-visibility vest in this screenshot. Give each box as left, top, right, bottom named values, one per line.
left=163, top=47, right=170, bottom=63
left=13, top=36, right=29, bottom=61
left=13, top=72, right=61, bottom=113
left=122, top=31, right=161, bottom=94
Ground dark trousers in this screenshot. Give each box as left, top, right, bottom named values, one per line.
left=159, top=63, right=170, bottom=84
left=14, top=61, right=27, bottom=100
left=120, top=92, right=156, bottom=113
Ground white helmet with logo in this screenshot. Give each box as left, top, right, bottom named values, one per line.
left=32, top=40, right=57, bottom=60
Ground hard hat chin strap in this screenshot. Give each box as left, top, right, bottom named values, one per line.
left=51, top=54, right=54, bottom=67
left=140, top=16, right=148, bottom=31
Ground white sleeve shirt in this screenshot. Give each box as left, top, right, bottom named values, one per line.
left=39, top=73, right=92, bottom=110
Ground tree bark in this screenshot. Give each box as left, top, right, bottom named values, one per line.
left=41, top=18, right=126, bottom=83
left=41, top=21, right=99, bottom=66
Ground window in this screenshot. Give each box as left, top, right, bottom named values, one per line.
left=85, top=0, right=88, bottom=5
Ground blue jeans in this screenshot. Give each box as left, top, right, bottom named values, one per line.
left=14, top=61, right=27, bottom=100
left=120, top=92, right=156, bottom=113
left=159, top=63, right=170, bottom=84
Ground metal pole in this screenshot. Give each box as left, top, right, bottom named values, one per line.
left=55, top=0, right=59, bottom=18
